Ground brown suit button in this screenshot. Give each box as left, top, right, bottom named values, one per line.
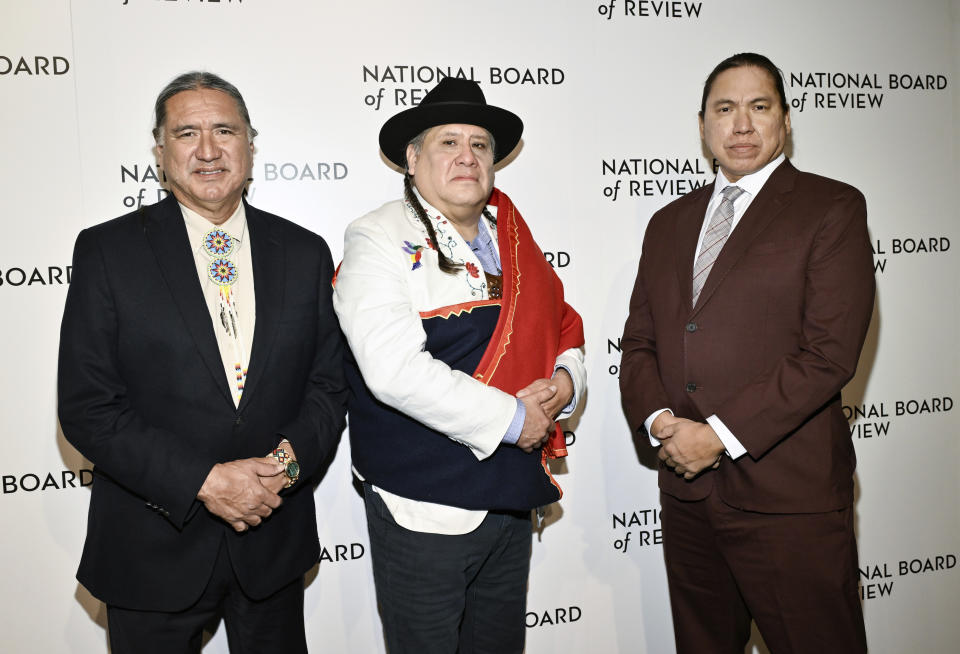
left=685, top=383, right=697, bottom=392
left=685, top=322, right=697, bottom=333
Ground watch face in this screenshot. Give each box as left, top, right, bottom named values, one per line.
left=286, top=460, right=300, bottom=479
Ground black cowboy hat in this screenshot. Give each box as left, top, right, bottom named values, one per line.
left=378, top=77, right=523, bottom=168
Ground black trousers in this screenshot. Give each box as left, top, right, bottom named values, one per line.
left=107, top=535, right=308, bottom=654
left=363, top=482, right=532, bottom=654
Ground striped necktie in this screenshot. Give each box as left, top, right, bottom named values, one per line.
left=692, top=185, right=745, bottom=307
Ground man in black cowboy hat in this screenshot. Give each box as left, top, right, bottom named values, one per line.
left=333, top=77, right=587, bottom=653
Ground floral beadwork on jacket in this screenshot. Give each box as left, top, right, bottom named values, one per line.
left=401, top=196, right=493, bottom=298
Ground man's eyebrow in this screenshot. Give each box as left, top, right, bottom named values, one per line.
left=711, top=95, right=774, bottom=107
left=436, top=130, right=488, bottom=139
left=169, top=122, right=241, bottom=133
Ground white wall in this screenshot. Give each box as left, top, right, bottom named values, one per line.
left=0, top=0, right=956, bottom=651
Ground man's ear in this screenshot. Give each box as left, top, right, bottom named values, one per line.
left=405, top=143, right=418, bottom=175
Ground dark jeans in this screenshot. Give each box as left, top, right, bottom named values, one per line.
left=363, top=482, right=532, bottom=654
left=107, top=536, right=307, bottom=654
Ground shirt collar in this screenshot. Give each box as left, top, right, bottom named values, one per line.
left=180, top=200, right=248, bottom=250
left=712, top=153, right=786, bottom=202
left=465, top=217, right=494, bottom=251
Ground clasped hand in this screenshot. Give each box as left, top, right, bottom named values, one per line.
left=653, top=414, right=724, bottom=480
left=197, top=458, right=286, bottom=532
left=514, top=369, right=574, bottom=453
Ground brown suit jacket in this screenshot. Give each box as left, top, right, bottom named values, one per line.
left=620, top=160, right=875, bottom=513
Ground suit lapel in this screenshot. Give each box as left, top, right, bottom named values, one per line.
left=142, top=196, right=235, bottom=406
left=237, top=202, right=284, bottom=413
left=674, top=184, right=714, bottom=312
left=693, top=160, right=799, bottom=314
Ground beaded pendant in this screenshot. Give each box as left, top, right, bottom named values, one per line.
left=200, top=227, right=246, bottom=401
left=203, top=229, right=235, bottom=257
left=208, top=258, right=238, bottom=286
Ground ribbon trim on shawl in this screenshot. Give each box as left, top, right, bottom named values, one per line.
left=472, top=188, right=585, bottom=474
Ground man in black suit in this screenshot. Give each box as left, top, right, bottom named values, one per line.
left=58, top=71, right=346, bottom=653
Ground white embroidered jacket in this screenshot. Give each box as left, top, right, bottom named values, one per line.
left=333, top=195, right=585, bottom=532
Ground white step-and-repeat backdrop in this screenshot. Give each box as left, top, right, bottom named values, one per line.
left=2, top=1, right=957, bottom=651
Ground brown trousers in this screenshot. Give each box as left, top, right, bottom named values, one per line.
left=660, top=491, right=867, bottom=654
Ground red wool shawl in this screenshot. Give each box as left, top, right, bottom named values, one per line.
left=473, top=188, right=585, bottom=462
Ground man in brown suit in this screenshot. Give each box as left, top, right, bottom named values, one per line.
left=620, top=53, right=874, bottom=653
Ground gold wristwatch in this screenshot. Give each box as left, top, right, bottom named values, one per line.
left=270, top=446, right=300, bottom=488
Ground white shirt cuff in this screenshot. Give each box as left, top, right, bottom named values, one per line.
left=644, top=408, right=673, bottom=447
left=706, top=414, right=747, bottom=459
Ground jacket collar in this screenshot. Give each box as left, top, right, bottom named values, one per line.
left=238, top=199, right=283, bottom=413
left=141, top=194, right=284, bottom=411
left=674, top=159, right=798, bottom=315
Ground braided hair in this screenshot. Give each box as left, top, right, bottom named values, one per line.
left=403, top=174, right=496, bottom=276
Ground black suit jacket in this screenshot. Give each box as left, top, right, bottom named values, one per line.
left=58, top=195, right=346, bottom=611
left=620, top=160, right=875, bottom=513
